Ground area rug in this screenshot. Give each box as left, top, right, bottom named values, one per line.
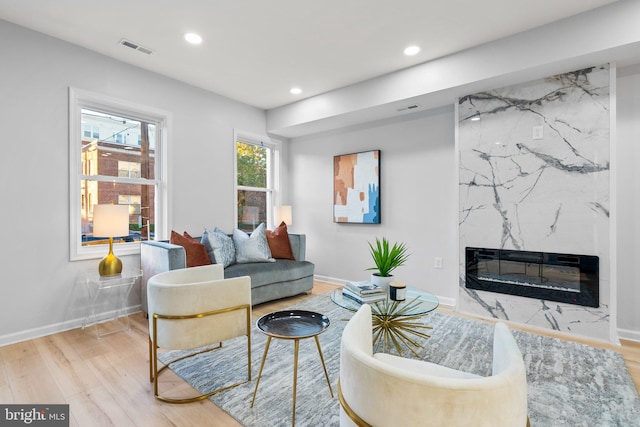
left=159, top=294, right=640, bottom=426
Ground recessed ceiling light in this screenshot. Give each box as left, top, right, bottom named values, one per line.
left=471, top=116, right=481, bottom=121
left=184, top=33, right=203, bottom=44
left=290, top=87, right=302, bottom=95
left=403, top=45, right=421, bottom=56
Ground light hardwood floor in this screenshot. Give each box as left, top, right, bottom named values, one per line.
left=1, top=281, right=638, bottom=426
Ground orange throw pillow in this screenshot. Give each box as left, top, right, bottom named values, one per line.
left=266, top=222, right=295, bottom=260
left=170, top=230, right=212, bottom=267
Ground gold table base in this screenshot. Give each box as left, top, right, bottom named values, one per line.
left=371, top=297, right=433, bottom=357
left=251, top=335, right=333, bottom=427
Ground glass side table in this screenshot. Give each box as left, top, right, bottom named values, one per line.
left=81, top=269, right=142, bottom=338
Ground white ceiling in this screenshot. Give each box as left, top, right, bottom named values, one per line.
left=0, top=0, right=619, bottom=110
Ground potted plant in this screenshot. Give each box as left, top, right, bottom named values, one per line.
left=366, top=237, right=410, bottom=289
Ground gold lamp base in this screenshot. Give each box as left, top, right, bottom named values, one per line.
left=99, top=237, right=123, bottom=276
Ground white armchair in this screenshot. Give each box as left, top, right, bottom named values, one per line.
left=338, top=304, right=528, bottom=427
left=147, top=264, right=252, bottom=403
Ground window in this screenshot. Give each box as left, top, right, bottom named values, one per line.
left=118, top=161, right=141, bottom=178
left=235, top=131, right=281, bottom=232
left=118, top=195, right=142, bottom=215
left=83, top=123, right=100, bottom=139
left=69, top=88, right=170, bottom=260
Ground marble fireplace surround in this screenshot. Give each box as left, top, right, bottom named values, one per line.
left=457, top=64, right=612, bottom=342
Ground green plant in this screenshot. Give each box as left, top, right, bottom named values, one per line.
left=366, top=237, right=410, bottom=277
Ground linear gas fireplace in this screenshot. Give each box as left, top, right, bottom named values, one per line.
left=465, top=247, right=599, bottom=308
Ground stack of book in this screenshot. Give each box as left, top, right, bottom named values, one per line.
left=342, top=280, right=386, bottom=304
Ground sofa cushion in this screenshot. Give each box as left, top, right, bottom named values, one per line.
left=225, top=259, right=313, bottom=288
left=233, top=223, right=275, bottom=263
left=266, top=221, right=295, bottom=260
left=170, top=231, right=211, bottom=268
left=202, top=227, right=236, bottom=267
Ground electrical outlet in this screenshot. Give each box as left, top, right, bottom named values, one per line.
left=532, top=125, right=543, bottom=140
left=434, top=257, right=443, bottom=269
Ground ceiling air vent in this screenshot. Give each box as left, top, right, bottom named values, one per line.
left=119, top=38, right=153, bottom=55
left=396, top=104, right=420, bottom=112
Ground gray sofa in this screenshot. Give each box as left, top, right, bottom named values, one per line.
left=139, top=233, right=314, bottom=314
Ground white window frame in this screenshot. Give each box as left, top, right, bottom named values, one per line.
left=69, top=87, right=171, bottom=261
left=234, top=130, right=282, bottom=230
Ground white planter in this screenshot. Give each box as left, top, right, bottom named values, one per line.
left=370, top=274, right=394, bottom=292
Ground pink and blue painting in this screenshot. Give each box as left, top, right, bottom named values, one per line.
left=333, top=150, right=380, bottom=223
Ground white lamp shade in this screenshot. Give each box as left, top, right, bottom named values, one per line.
left=275, top=205, right=292, bottom=225
left=93, top=204, right=130, bottom=238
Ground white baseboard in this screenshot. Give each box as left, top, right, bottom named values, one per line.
left=0, top=305, right=142, bottom=347
left=5, top=284, right=638, bottom=347
left=436, top=296, right=456, bottom=310
left=617, top=327, right=640, bottom=343
left=313, top=275, right=347, bottom=285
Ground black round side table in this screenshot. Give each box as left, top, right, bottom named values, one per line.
left=250, top=310, right=334, bottom=426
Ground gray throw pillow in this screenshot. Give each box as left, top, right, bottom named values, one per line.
left=202, top=227, right=236, bottom=267
left=233, top=223, right=275, bottom=263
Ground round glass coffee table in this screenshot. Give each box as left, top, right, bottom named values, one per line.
left=331, top=286, right=439, bottom=357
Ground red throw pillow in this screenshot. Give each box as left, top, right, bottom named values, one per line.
left=266, top=222, right=295, bottom=260
left=170, top=230, right=212, bottom=267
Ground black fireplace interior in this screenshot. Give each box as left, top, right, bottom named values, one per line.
left=465, top=247, right=599, bottom=308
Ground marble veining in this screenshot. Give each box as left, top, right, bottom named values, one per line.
left=458, top=65, right=611, bottom=341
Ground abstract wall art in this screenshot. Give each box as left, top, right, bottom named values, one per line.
left=333, top=150, right=380, bottom=224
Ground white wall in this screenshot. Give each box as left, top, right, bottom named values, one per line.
left=289, top=108, right=458, bottom=304
left=616, top=65, right=640, bottom=341
left=289, top=69, right=640, bottom=340
left=0, top=20, right=267, bottom=345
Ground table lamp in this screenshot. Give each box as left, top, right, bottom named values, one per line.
left=275, top=205, right=292, bottom=226
left=93, top=204, right=129, bottom=276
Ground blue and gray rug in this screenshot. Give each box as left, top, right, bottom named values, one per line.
left=159, top=294, right=640, bottom=426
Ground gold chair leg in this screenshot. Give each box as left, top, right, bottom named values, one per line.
left=153, top=341, right=248, bottom=404
left=246, top=307, right=252, bottom=382
left=148, top=337, right=153, bottom=382
left=151, top=308, right=252, bottom=404
left=152, top=326, right=160, bottom=398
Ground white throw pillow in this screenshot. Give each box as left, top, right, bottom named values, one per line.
left=202, top=227, right=236, bottom=267
left=233, top=223, right=275, bottom=263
